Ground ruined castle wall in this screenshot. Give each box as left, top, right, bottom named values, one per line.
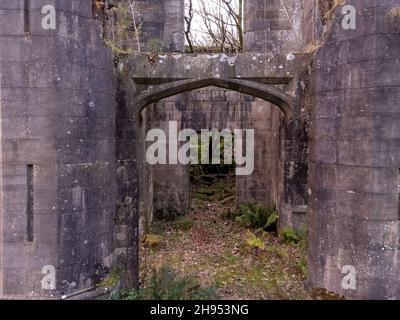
left=243, top=0, right=281, bottom=213
left=146, top=88, right=279, bottom=222
left=114, top=62, right=140, bottom=285
left=308, top=0, right=400, bottom=299
left=244, top=0, right=304, bottom=53
left=244, top=0, right=307, bottom=231
left=0, top=0, right=116, bottom=297
left=136, top=0, right=185, bottom=53
left=113, top=0, right=187, bottom=281
left=129, top=1, right=279, bottom=224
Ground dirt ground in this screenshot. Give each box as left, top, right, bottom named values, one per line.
left=139, top=172, right=310, bottom=300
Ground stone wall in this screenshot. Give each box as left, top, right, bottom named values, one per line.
left=244, top=0, right=304, bottom=53
left=1, top=0, right=399, bottom=300
left=243, top=0, right=309, bottom=233
left=308, top=0, right=400, bottom=299
left=142, top=88, right=281, bottom=223
left=136, top=0, right=185, bottom=53
left=0, top=0, right=116, bottom=297
left=114, top=60, right=140, bottom=286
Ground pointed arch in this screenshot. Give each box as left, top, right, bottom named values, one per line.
left=134, top=78, right=295, bottom=121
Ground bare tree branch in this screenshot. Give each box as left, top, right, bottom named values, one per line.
left=128, top=0, right=141, bottom=54
left=184, top=0, right=243, bottom=53
left=184, top=0, right=195, bottom=53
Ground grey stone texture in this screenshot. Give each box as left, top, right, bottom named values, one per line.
left=242, top=0, right=310, bottom=234
left=308, top=0, right=400, bottom=299
left=244, top=0, right=304, bottom=53
left=135, top=0, right=185, bottom=53
left=143, top=88, right=282, bottom=222
left=0, top=0, right=399, bottom=300
left=125, top=49, right=307, bottom=233
left=0, top=0, right=116, bottom=297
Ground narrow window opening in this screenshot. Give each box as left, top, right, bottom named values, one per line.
left=24, top=0, right=31, bottom=34
left=27, top=164, right=34, bottom=242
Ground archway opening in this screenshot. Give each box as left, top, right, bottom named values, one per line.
left=121, top=84, right=309, bottom=300
left=189, top=131, right=236, bottom=216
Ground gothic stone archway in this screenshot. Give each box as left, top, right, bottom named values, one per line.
left=120, top=52, right=308, bottom=286
left=130, top=53, right=305, bottom=120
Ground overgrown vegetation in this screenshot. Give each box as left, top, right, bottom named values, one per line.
left=190, top=134, right=236, bottom=205
left=118, top=267, right=217, bottom=300
left=93, top=0, right=141, bottom=56
left=98, top=268, right=121, bottom=288
left=236, top=202, right=278, bottom=232
left=280, top=227, right=300, bottom=244
left=190, top=134, right=236, bottom=178
left=245, top=231, right=266, bottom=250
left=134, top=168, right=309, bottom=300
left=318, top=0, right=345, bottom=25
left=177, top=215, right=195, bottom=231
left=142, top=234, right=163, bottom=249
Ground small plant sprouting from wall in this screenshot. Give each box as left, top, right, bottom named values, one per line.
left=98, top=268, right=122, bottom=289
left=100, top=1, right=142, bottom=56
left=318, top=0, right=346, bottom=25
left=303, top=0, right=345, bottom=55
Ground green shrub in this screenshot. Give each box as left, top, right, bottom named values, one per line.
left=118, top=267, right=217, bottom=300
left=298, top=256, right=308, bottom=276
left=236, top=202, right=278, bottom=231
left=245, top=231, right=265, bottom=250
left=190, top=134, right=236, bottom=177
left=98, top=268, right=121, bottom=288
left=280, top=227, right=300, bottom=244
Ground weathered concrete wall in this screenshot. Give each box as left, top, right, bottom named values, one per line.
left=244, top=0, right=304, bottom=53
left=244, top=0, right=283, bottom=223
left=144, top=88, right=281, bottom=222
left=136, top=0, right=185, bottom=53
left=114, top=61, right=140, bottom=286
left=244, top=0, right=309, bottom=233
left=0, top=0, right=116, bottom=297
left=308, top=0, right=400, bottom=299
left=145, top=99, right=190, bottom=221
left=1, top=0, right=398, bottom=300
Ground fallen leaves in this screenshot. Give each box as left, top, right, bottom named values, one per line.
left=139, top=173, right=310, bottom=300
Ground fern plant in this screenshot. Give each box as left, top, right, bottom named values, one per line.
left=236, top=202, right=278, bottom=231
left=245, top=231, right=265, bottom=250
left=117, top=267, right=217, bottom=300
left=280, top=227, right=300, bottom=244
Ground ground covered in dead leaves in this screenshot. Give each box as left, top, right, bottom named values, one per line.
left=139, top=174, right=310, bottom=300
